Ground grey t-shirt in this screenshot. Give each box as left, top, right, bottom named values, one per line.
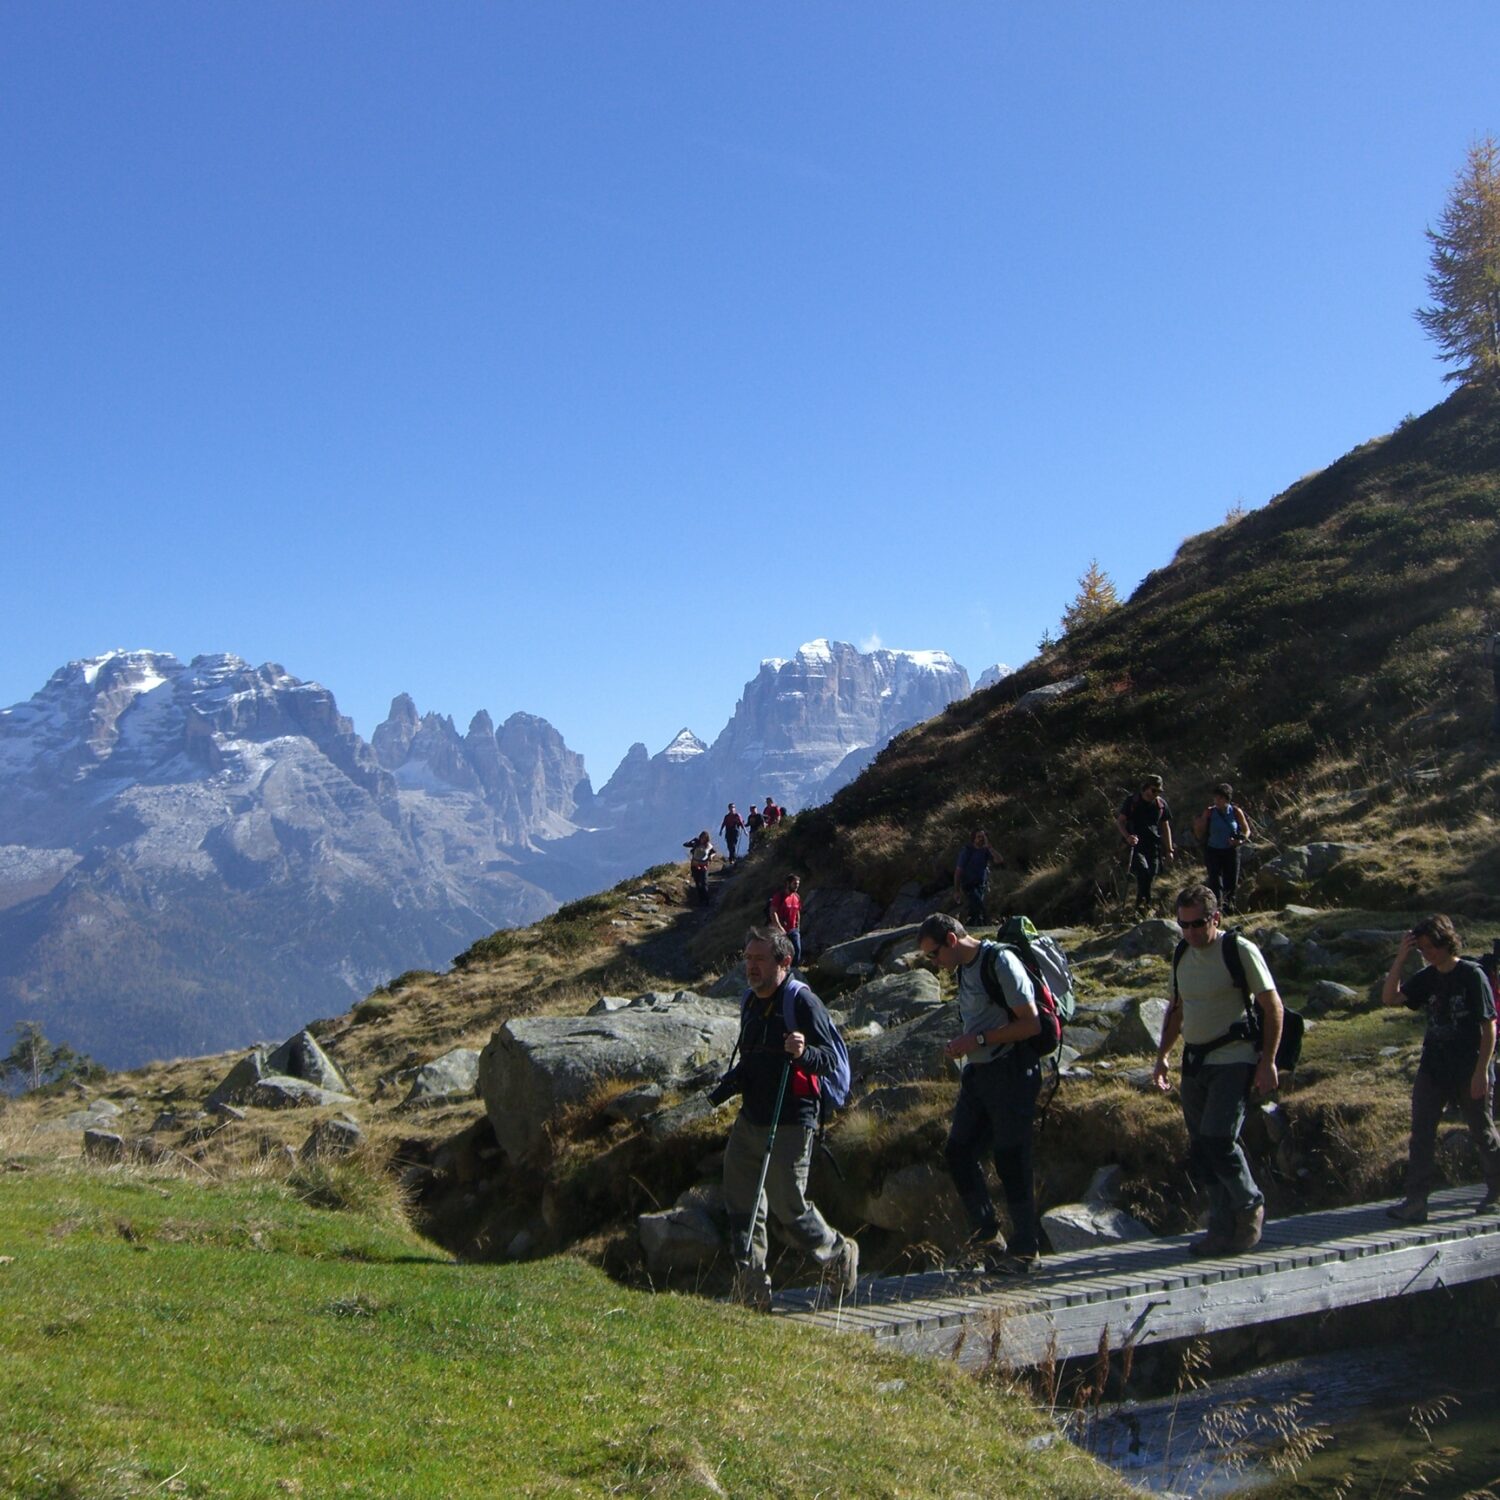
left=955, top=941, right=1037, bottom=1066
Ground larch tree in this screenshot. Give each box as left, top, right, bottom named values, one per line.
left=1060, top=559, right=1120, bottom=635
left=1416, top=136, right=1500, bottom=388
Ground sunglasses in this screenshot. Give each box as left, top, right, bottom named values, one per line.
left=1179, top=915, right=1215, bottom=931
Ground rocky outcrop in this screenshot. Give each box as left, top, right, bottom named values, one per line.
left=400, top=1047, right=481, bottom=1108
left=477, top=992, right=739, bottom=1164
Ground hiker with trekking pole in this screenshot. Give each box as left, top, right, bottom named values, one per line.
left=710, top=928, right=858, bottom=1310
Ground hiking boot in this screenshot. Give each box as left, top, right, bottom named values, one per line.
left=1228, top=1202, right=1265, bottom=1252
left=731, top=1267, right=773, bottom=1312
left=1386, top=1199, right=1428, bottom=1225
left=1475, top=1189, right=1500, bottom=1215
left=1188, top=1229, right=1233, bottom=1258
left=828, top=1235, right=860, bottom=1299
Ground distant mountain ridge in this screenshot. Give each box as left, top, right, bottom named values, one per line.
left=0, top=639, right=974, bottom=1065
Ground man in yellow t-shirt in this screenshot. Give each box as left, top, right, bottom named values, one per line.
left=1153, top=883, right=1284, bottom=1256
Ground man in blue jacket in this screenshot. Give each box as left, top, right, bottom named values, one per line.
left=716, top=928, right=859, bottom=1309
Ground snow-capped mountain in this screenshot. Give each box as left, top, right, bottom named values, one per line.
left=0, top=640, right=972, bottom=1066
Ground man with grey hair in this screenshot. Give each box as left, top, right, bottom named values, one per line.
left=711, top=927, right=858, bottom=1309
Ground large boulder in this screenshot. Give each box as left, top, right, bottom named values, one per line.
left=800, top=889, right=883, bottom=953
left=478, top=991, right=739, bottom=1164
left=1255, top=842, right=1365, bottom=894
left=639, top=1186, right=726, bottom=1275
left=252, top=1077, right=354, bottom=1110
left=401, top=1047, right=480, bottom=1108
left=1101, top=998, right=1171, bottom=1056
left=848, top=1007, right=956, bottom=1086
left=1114, top=920, right=1182, bottom=961
left=266, top=1030, right=350, bottom=1094
left=300, top=1115, right=364, bottom=1159
left=206, top=1049, right=269, bottom=1110
left=879, top=883, right=948, bottom=929
left=846, top=970, right=943, bottom=1028
left=1303, top=980, right=1360, bottom=1017
left=814, top=925, right=924, bottom=981
left=1014, top=674, right=1086, bottom=713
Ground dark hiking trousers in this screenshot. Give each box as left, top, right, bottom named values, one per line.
left=1130, top=846, right=1160, bottom=905
left=1404, top=1065, right=1500, bottom=1203
left=1180, top=1060, right=1262, bottom=1237
left=945, top=1048, right=1042, bottom=1255
left=725, top=831, right=740, bottom=862
left=1205, top=846, right=1240, bottom=908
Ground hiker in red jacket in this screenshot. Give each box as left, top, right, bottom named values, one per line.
left=769, top=874, right=802, bottom=967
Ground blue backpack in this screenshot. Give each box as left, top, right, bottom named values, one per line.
left=741, top=977, right=852, bottom=1112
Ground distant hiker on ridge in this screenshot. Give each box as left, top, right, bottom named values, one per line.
left=763, top=797, right=782, bottom=827
left=1192, top=783, right=1251, bottom=913
left=768, top=874, right=803, bottom=967
left=683, top=831, right=718, bottom=906
left=711, top=928, right=859, bottom=1310
left=1153, top=883, right=1283, bottom=1256
left=918, top=913, right=1044, bottom=1275
left=744, top=802, right=766, bottom=854
left=1116, top=773, right=1174, bottom=915
left=953, top=829, right=1001, bottom=926
left=719, top=803, right=745, bottom=866
left=1382, top=916, right=1500, bottom=1223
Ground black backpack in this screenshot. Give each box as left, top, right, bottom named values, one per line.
left=1171, top=928, right=1304, bottom=1072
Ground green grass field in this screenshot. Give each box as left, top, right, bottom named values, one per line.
left=0, top=1160, right=1131, bottom=1499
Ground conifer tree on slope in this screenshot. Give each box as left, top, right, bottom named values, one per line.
left=1417, top=136, right=1500, bottom=389
left=1061, top=558, right=1119, bottom=635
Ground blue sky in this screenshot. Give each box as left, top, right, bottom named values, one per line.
left=3, top=3, right=1495, bottom=781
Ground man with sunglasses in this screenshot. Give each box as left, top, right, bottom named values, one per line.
left=1153, top=884, right=1283, bottom=1255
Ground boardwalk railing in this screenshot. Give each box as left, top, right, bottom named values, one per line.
left=778, top=1186, right=1500, bottom=1369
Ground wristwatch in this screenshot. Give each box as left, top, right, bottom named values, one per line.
left=974, top=1029, right=987, bottom=1048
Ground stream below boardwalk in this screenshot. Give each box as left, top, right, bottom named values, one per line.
left=1070, top=1341, right=1500, bottom=1497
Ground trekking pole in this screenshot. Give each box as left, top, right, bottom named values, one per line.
left=743, top=1057, right=793, bottom=1262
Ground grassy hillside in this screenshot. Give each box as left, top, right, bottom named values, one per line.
left=704, top=383, right=1500, bottom=946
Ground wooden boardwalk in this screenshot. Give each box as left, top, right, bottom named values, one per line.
left=777, top=1186, right=1500, bottom=1369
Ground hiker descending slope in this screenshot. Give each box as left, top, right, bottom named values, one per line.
left=767, top=874, right=803, bottom=968
left=710, top=928, right=859, bottom=1310
left=1116, top=774, right=1175, bottom=914
left=719, top=803, right=745, bottom=865
left=1192, top=782, right=1252, bottom=913
left=1382, top=915, right=1500, bottom=1223
left=682, top=831, right=718, bottom=906
left=918, top=913, right=1045, bottom=1275
left=1153, top=883, right=1284, bottom=1256
left=953, top=829, right=1001, bottom=926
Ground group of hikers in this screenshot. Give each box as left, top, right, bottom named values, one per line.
left=682, top=799, right=788, bottom=904
left=708, top=778, right=1500, bottom=1310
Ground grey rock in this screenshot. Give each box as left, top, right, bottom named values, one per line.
left=1253, top=929, right=1294, bottom=963
left=880, top=883, right=947, bottom=929
left=588, top=996, right=633, bottom=1015
left=150, top=1111, right=179, bottom=1133
left=846, top=970, right=943, bottom=1027
left=251, top=1076, right=355, bottom=1110
left=506, top=1228, right=537, bottom=1260
left=1061, top=1026, right=1111, bottom=1057
left=705, top=964, right=747, bottom=1000
left=401, top=1047, right=480, bottom=1108
left=1040, top=1202, right=1152, bottom=1252
left=62, top=1098, right=123, bottom=1131
left=1304, top=981, right=1359, bottom=1017
left=478, top=993, right=740, bottom=1163
left=1014, top=674, right=1086, bottom=712
left=300, top=1114, right=364, bottom=1159
left=1280, top=905, right=1323, bottom=919
left=266, top=1029, right=351, bottom=1095
left=1084, top=1165, right=1125, bottom=1206
left=642, top=1092, right=734, bottom=1143
left=1301, top=940, right=1338, bottom=970
left=638, top=1204, right=723, bottom=1274
left=603, top=1083, right=665, bottom=1123
left=861, top=1162, right=966, bottom=1236
left=814, top=924, right=924, bottom=980
left=1256, top=842, right=1365, bottom=891
left=1332, top=928, right=1408, bottom=950
left=674, top=1182, right=729, bottom=1228
left=206, top=1050, right=269, bottom=1110
left=83, top=1128, right=125, bottom=1162
left=848, top=1007, right=957, bottom=1086
left=1115, top=920, right=1183, bottom=961
left=800, top=888, right=883, bottom=954
left=1121, top=1066, right=1161, bottom=1091
left=207, top=1101, right=246, bottom=1121
left=1102, top=999, right=1171, bottom=1056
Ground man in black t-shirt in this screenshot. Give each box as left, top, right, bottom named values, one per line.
left=1381, top=914, right=1500, bottom=1221
left=1115, top=774, right=1175, bottom=914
